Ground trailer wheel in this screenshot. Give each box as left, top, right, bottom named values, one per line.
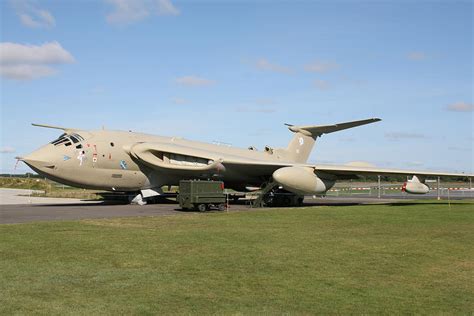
left=217, top=204, right=226, bottom=211
left=197, top=204, right=207, bottom=212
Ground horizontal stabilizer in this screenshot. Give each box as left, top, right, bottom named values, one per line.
left=287, top=118, right=381, bottom=137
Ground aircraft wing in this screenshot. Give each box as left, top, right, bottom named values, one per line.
left=127, top=142, right=472, bottom=179
left=221, top=158, right=472, bottom=179
left=310, top=164, right=471, bottom=179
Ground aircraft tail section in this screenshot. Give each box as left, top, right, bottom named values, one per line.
left=284, top=118, right=381, bottom=163
left=286, top=132, right=316, bottom=163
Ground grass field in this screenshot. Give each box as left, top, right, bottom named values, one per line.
left=1, top=201, right=473, bottom=314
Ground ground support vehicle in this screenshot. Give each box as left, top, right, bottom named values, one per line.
left=178, top=180, right=227, bottom=211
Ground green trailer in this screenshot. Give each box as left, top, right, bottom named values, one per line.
left=178, top=180, right=227, bottom=211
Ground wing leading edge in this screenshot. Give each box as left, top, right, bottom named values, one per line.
left=221, top=158, right=472, bottom=179
left=311, top=164, right=472, bottom=179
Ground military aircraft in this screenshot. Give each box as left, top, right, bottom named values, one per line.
left=19, top=118, right=471, bottom=205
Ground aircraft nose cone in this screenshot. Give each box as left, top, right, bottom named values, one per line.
left=22, top=145, right=57, bottom=172
left=22, top=157, right=55, bottom=170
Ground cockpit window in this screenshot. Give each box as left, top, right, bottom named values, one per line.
left=72, top=133, right=84, bottom=141
left=50, top=133, right=67, bottom=145
left=52, top=137, right=69, bottom=146
left=50, top=133, right=85, bottom=147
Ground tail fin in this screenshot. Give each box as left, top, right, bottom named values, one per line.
left=284, top=118, right=381, bottom=163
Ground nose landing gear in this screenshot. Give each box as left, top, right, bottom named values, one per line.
left=129, top=193, right=147, bottom=205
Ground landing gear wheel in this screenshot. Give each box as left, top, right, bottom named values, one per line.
left=297, top=197, right=304, bottom=206
left=218, top=204, right=226, bottom=211
left=197, top=204, right=207, bottom=212
left=255, top=201, right=266, bottom=208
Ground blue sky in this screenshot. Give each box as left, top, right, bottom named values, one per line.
left=1, top=0, right=472, bottom=174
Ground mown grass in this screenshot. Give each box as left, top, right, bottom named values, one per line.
left=1, top=202, right=473, bottom=314
left=0, top=176, right=52, bottom=191
left=30, top=190, right=101, bottom=200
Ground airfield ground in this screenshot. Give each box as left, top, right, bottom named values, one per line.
left=1, top=200, right=473, bottom=314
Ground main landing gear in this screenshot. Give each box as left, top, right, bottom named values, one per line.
left=252, top=181, right=304, bottom=208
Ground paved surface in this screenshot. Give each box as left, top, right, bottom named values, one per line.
left=0, top=188, right=94, bottom=205
left=0, top=196, right=410, bottom=225
left=0, top=202, right=186, bottom=224
left=1, top=188, right=472, bottom=225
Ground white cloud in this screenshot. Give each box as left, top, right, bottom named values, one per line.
left=446, top=102, right=474, bottom=112
left=407, top=51, right=427, bottom=61
left=235, top=106, right=276, bottom=114
left=91, top=86, right=106, bottom=94
left=304, top=61, right=340, bottom=73
left=406, top=161, right=424, bottom=167
left=313, top=79, right=330, bottom=90
left=0, top=41, right=75, bottom=80
left=249, top=128, right=271, bottom=136
left=385, top=132, right=428, bottom=141
left=0, top=147, right=16, bottom=154
left=156, top=0, right=179, bottom=15
left=338, top=137, right=356, bottom=142
left=255, top=98, right=276, bottom=106
left=105, top=0, right=179, bottom=25
left=0, top=41, right=74, bottom=65
left=175, top=75, right=215, bottom=87
left=12, top=0, right=55, bottom=28
left=172, top=97, right=188, bottom=105
left=448, top=146, right=470, bottom=152
left=0, top=64, right=57, bottom=79
left=106, top=0, right=149, bottom=24
left=254, top=58, right=292, bottom=74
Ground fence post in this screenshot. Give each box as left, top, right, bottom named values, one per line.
left=437, top=177, right=441, bottom=200
left=377, top=175, right=381, bottom=199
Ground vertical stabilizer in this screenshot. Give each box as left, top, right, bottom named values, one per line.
left=286, top=132, right=316, bottom=163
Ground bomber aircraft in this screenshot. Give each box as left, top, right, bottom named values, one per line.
left=19, top=118, right=472, bottom=206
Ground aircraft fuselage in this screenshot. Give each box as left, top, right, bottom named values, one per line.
left=23, top=129, right=287, bottom=192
